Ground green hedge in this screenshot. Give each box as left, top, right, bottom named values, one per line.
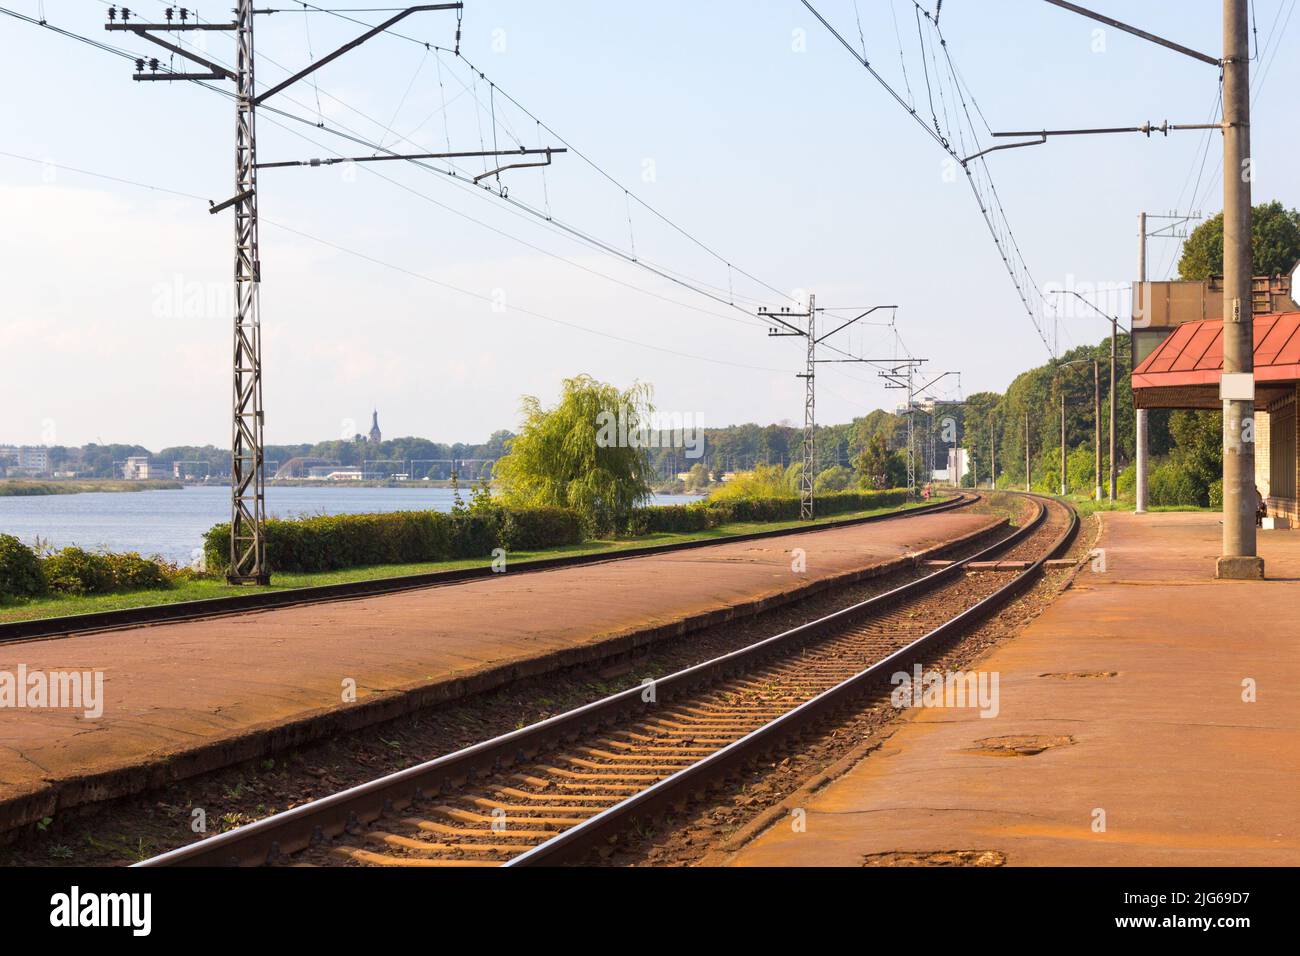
left=622, top=489, right=911, bottom=535
left=203, top=506, right=585, bottom=574
left=202, top=491, right=914, bottom=576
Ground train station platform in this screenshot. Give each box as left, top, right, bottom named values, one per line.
left=0, top=506, right=1001, bottom=833
left=722, top=511, right=1300, bottom=867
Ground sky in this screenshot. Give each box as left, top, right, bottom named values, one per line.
left=3, top=0, right=1298, bottom=450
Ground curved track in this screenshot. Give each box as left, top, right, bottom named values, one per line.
left=138, top=493, right=1076, bottom=868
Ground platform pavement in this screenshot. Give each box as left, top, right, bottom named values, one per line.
left=0, top=507, right=1001, bottom=832
left=722, top=511, right=1300, bottom=867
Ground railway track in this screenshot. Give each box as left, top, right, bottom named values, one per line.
left=138, top=493, right=1076, bottom=868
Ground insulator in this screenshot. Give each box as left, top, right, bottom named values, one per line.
left=180, top=7, right=189, bottom=21
left=165, top=7, right=174, bottom=22
left=107, top=6, right=117, bottom=21
left=122, top=8, right=131, bottom=21
left=135, top=58, right=145, bottom=72
left=149, top=58, right=159, bottom=71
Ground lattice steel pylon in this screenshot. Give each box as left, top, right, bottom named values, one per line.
left=230, top=0, right=268, bottom=583
left=107, top=2, right=560, bottom=582
left=799, top=294, right=817, bottom=520
left=759, top=299, right=898, bottom=521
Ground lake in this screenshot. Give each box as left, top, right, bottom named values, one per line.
left=0, top=485, right=701, bottom=565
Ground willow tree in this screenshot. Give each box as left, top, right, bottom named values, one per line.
left=494, top=375, right=654, bottom=533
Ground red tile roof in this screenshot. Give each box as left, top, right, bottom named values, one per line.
left=1132, top=312, right=1300, bottom=390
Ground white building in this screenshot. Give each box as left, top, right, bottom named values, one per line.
left=2, top=446, right=51, bottom=476
left=123, top=456, right=163, bottom=480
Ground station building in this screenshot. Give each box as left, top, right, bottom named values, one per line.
left=1132, top=273, right=1300, bottom=524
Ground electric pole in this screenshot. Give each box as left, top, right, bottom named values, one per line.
left=989, top=413, right=996, bottom=490
left=1025, top=412, right=1031, bottom=493
left=880, top=366, right=956, bottom=496
left=1137, top=210, right=1149, bottom=513
left=107, top=3, right=562, bottom=582
left=1094, top=358, right=1102, bottom=501
left=1032, top=0, right=1261, bottom=578
left=759, top=301, right=897, bottom=519
left=1060, top=392, right=1067, bottom=497
left=801, top=293, right=816, bottom=520
left=1218, top=0, right=1263, bottom=579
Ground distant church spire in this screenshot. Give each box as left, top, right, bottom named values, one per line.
left=369, top=410, right=382, bottom=444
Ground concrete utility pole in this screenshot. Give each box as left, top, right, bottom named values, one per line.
left=1060, top=393, right=1067, bottom=497
left=1108, top=300, right=1118, bottom=501
left=1034, top=0, right=1261, bottom=577
left=1136, top=210, right=1149, bottom=513
left=1025, top=413, right=1031, bottom=493
left=990, top=413, right=996, bottom=490
left=1094, top=359, right=1103, bottom=501
left=1218, top=0, right=1263, bottom=579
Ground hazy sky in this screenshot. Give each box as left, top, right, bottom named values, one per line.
left=4, top=1, right=1298, bottom=449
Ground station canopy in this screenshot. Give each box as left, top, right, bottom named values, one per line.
left=1132, top=311, right=1300, bottom=410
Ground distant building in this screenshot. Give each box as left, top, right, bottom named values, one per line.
left=323, top=469, right=364, bottom=481
left=932, top=449, right=969, bottom=485
left=369, top=410, right=382, bottom=445
left=274, top=457, right=341, bottom=480
left=124, top=456, right=163, bottom=480
left=3, top=446, right=51, bottom=476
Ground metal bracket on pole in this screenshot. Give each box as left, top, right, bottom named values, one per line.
left=208, top=190, right=254, bottom=216
left=1040, top=0, right=1221, bottom=66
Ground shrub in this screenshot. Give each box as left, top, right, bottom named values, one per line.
left=814, top=466, right=854, bottom=493
left=1148, top=461, right=1203, bottom=507
left=623, top=489, right=909, bottom=536
left=1208, top=479, right=1224, bottom=509
left=42, top=547, right=113, bottom=595
left=0, top=534, right=45, bottom=600
left=623, top=502, right=725, bottom=536
left=1117, top=464, right=1137, bottom=500
left=201, top=489, right=916, bottom=576
left=204, top=507, right=585, bottom=574
left=499, top=507, right=584, bottom=551
left=102, top=552, right=174, bottom=592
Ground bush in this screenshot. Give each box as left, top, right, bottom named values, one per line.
left=103, top=552, right=175, bottom=592
left=42, top=547, right=114, bottom=595
left=202, top=490, right=916, bottom=576
left=499, top=507, right=584, bottom=551
left=1148, top=461, right=1204, bottom=507
left=204, top=507, right=585, bottom=574
left=1117, top=464, right=1137, bottom=500
left=623, top=489, right=910, bottom=536
left=814, top=466, right=854, bottom=493
left=1208, top=479, right=1224, bottom=509
left=0, top=534, right=45, bottom=600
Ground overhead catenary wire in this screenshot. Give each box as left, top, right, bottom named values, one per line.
left=286, top=1, right=793, bottom=306
left=88, top=0, right=792, bottom=322
left=799, top=0, right=1056, bottom=358
left=0, top=148, right=790, bottom=376
left=9, top=3, right=889, bottom=380
left=9, top=5, right=791, bottom=335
